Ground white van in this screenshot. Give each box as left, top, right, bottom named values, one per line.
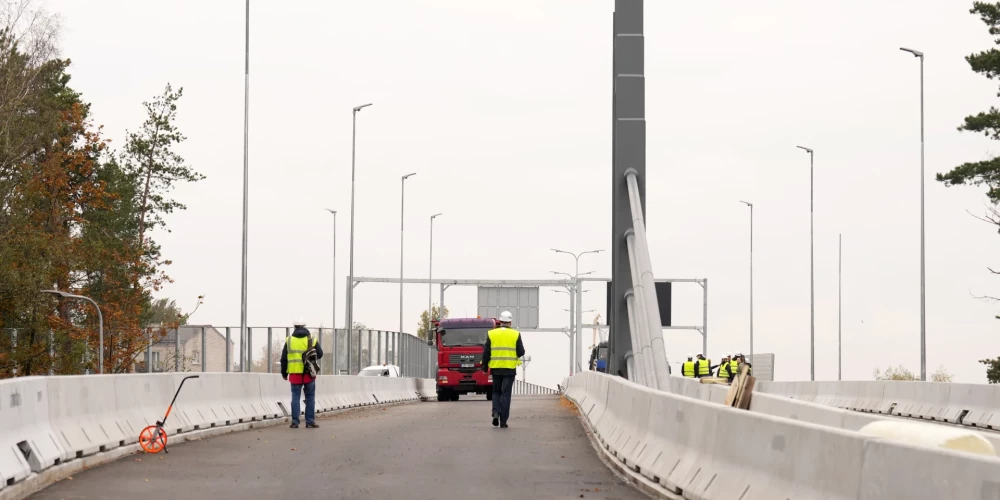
left=358, top=365, right=401, bottom=377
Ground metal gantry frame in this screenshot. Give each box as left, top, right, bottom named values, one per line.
left=348, top=276, right=578, bottom=373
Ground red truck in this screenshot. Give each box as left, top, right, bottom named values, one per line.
left=434, top=317, right=497, bottom=402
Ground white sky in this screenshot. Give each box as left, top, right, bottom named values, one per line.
left=42, top=0, right=1000, bottom=389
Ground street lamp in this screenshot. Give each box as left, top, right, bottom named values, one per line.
left=400, top=173, right=416, bottom=337
left=900, top=47, right=927, bottom=381
left=740, top=200, right=754, bottom=364
left=346, top=103, right=372, bottom=333
left=325, top=209, right=337, bottom=371
left=551, top=249, right=603, bottom=374
left=795, top=145, right=815, bottom=382
left=428, top=213, right=443, bottom=320
left=839, top=233, right=842, bottom=381
left=41, top=290, right=104, bottom=374
left=238, top=0, right=251, bottom=378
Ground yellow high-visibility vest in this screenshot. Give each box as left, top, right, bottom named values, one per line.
left=487, top=327, right=520, bottom=370
left=682, top=361, right=695, bottom=377
left=286, top=336, right=314, bottom=374
left=697, top=359, right=711, bottom=376
left=729, top=359, right=740, bottom=377
left=719, top=361, right=731, bottom=378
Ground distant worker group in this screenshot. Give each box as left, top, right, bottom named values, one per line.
left=680, top=352, right=750, bottom=383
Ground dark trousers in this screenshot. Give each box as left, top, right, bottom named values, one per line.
left=491, top=373, right=515, bottom=423
left=290, top=380, right=316, bottom=425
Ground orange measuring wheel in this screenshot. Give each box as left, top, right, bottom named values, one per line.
left=135, top=375, right=199, bottom=454
left=138, top=425, right=168, bottom=453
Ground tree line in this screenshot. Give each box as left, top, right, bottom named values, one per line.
left=938, top=2, right=1000, bottom=384
left=0, top=1, right=202, bottom=377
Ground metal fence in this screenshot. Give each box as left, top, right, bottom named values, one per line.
left=2, top=326, right=437, bottom=380
left=512, top=379, right=558, bottom=396
left=140, top=326, right=436, bottom=379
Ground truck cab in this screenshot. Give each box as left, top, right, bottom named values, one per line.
left=434, top=317, right=496, bottom=402
left=589, top=341, right=608, bottom=373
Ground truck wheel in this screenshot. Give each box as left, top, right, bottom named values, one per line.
left=437, top=392, right=447, bottom=402
left=450, top=393, right=460, bottom=401
left=486, top=391, right=493, bottom=401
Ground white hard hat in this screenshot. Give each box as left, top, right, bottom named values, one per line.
left=735, top=352, right=743, bottom=357
left=499, top=310, right=513, bottom=323
left=686, top=353, right=693, bottom=358
left=697, top=352, right=704, bottom=357
left=725, top=352, right=731, bottom=357
left=293, top=317, right=306, bottom=327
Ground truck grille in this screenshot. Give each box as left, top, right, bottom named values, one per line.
left=448, top=353, right=482, bottom=365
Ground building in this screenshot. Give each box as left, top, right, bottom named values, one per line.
left=135, top=325, right=234, bottom=373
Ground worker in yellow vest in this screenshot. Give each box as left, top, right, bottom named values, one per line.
left=482, top=310, right=525, bottom=429
left=280, top=317, right=323, bottom=429
left=718, top=353, right=732, bottom=379
left=681, top=354, right=696, bottom=378
left=694, top=353, right=717, bottom=378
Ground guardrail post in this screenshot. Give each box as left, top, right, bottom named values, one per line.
left=267, top=327, right=272, bottom=373
left=202, top=326, right=207, bottom=372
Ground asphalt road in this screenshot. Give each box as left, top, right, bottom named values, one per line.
left=31, top=395, right=648, bottom=500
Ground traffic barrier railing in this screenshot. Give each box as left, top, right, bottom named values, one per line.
left=0, top=373, right=433, bottom=495
left=46, top=375, right=128, bottom=460
left=565, top=371, right=1000, bottom=500
left=0, top=377, right=65, bottom=491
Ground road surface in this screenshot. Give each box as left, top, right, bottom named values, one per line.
left=32, top=395, right=647, bottom=500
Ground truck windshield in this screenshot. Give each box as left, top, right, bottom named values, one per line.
left=440, top=327, right=489, bottom=346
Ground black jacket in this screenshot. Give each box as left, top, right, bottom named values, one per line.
left=280, top=327, right=324, bottom=377
left=481, top=329, right=525, bottom=376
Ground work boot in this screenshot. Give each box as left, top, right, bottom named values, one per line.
left=492, top=411, right=500, bottom=427
left=500, top=422, right=508, bottom=429
left=306, top=422, right=319, bottom=428
left=290, top=423, right=299, bottom=429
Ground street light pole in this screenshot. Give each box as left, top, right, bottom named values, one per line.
left=839, top=233, right=842, bottom=381
left=796, top=146, right=815, bottom=381
left=400, top=173, right=416, bottom=336
left=901, top=47, right=926, bottom=381
left=740, top=201, right=754, bottom=363
left=552, top=249, right=603, bottom=374
left=325, top=209, right=337, bottom=372
left=41, top=290, right=104, bottom=374
left=429, top=213, right=443, bottom=320
left=346, top=103, right=372, bottom=334
left=239, top=0, right=251, bottom=375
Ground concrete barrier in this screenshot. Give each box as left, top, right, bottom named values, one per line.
left=0, top=373, right=434, bottom=496
left=113, top=374, right=183, bottom=441
left=46, top=375, right=127, bottom=459
left=565, top=371, right=1000, bottom=500
left=859, top=438, right=1000, bottom=499
left=948, top=383, right=1000, bottom=429
left=0, top=377, right=65, bottom=492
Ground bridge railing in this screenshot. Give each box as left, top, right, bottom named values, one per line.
left=0, top=372, right=432, bottom=497
left=512, top=379, right=558, bottom=396
left=564, top=371, right=1000, bottom=499
left=4, top=326, right=437, bottom=380
left=757, top=379, right=1000, bottom=430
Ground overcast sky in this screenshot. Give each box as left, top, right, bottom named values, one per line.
left=41, top=0, right=1000, bottom=388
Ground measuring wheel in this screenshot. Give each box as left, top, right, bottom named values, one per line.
left=135, top=375, right=199, bottom=454
left=138, top=425, right=168, bottom=453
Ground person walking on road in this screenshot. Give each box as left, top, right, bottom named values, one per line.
left=280, top=317, right=323, bottom=429
left=482, top=310, right=525, bottom=429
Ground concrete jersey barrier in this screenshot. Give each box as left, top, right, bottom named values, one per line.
left=0, top=373, right=431, bottom=495
left=756, top=380, right=1000, bottom=429
left=564, top=371, right=1000, bottom=500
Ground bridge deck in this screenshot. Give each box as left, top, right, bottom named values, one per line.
left=32, top=395, right=646, bottom=500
